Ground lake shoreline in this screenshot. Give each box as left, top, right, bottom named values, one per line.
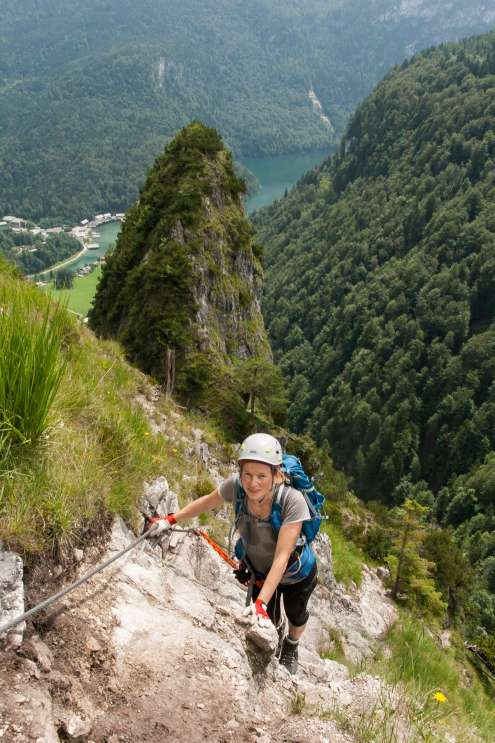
left=30, top=242, right=88, bottom=278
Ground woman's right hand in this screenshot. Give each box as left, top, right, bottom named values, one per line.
left=233, top=561, right=251, bottom=585
left=146, top=514, right=176, bottom=536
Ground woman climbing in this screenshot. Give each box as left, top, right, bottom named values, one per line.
left=148, top=433, right=318, bottom=674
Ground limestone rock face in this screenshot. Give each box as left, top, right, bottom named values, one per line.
left=89, top=122, right=270, bottom=401
left=140, top=475, right=179, bottom=519
left=313, top=531, right=334, bottom=589
left=0, top=513, right=401, bottom=742
left=309, top=565, right=398, bottom=665
left=0, top=548, right=25, bottom=648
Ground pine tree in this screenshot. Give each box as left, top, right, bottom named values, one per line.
left=235, top=357, right=287, bottom=422
left=386, top=499, right=446, bottom=616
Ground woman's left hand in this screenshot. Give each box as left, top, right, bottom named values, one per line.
left=243, top=598, right=271, bottom=628
left=254, top=599, right=271, bottom=628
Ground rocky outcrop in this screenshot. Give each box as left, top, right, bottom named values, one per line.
left=0, top=423, right=399, bottom=742
left=0, top=548, right=25, bottom=649
left=0, top=509, right=399, bottom=742
left=89, top=122, right=270, bottom=402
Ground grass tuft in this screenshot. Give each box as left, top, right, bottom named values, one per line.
left=290, top=692, right=306, bottom=715
left=0, top=282, right=69, bottom=460
left=322, top=521, right=363, bottom=587
left=369, top=618, right=495, bottom=741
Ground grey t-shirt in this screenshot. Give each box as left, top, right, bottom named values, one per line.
left=219, top=474, right=311, bottom=583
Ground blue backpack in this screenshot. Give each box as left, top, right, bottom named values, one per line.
left=233, top=453, right=325, bottom=581
left=280, top=453, right=325, bottom=542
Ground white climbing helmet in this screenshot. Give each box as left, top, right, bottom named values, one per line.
left=238, top=433, right=283, bottom=467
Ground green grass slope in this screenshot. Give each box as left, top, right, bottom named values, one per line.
left=0, top=255, right=233, bottom=559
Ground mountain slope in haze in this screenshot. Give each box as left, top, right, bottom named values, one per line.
left=1, top=0, right=495, bottom=222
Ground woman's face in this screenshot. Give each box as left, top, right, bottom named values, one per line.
left=240, top=460, right=274, bottom=501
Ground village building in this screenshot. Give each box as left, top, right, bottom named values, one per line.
left=3, top=215, right=28, bottom=230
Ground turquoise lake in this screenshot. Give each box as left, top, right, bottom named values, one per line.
left=242, top=149, right=335, bottom=213
left=67, top=221, right=121, bottom=273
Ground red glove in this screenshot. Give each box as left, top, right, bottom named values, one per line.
left=255, top=599, right=271, bottom=627
left=147, top=514, right=177, bottom=536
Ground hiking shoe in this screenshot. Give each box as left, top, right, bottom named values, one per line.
left=279, top=637, right=298, bottom=674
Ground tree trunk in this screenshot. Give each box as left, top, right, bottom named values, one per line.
left=250, top=366, right=258, bottom=415
left=165, top=348, right=175, bottom=398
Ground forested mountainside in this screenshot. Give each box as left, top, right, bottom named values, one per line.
left=1, top=1, right=494, bottom=223
left=255, top=31, right=495, bottom=632
left=89, top=122, right=281, bottom=434
left=0, top=228, right=79, bottom=275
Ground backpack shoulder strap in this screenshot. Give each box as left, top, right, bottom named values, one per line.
left=234, top=476, right=246, bottom=524
left=271, top=483, right=289, bottom=533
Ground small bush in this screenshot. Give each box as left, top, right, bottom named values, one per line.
left=290, top=692, right=306, bottom=715
left=193, top=473, right=216, bottom=499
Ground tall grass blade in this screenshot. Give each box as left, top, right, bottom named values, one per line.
left=0, top=284, right=67, bottom=457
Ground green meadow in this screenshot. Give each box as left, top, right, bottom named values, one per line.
left=46, top=266, right=102, bottom=316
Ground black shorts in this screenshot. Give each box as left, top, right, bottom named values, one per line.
left=252, top=564, right=317, bottom=628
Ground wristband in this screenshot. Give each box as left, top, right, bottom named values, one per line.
left=167, top=514, right=177, bottom=525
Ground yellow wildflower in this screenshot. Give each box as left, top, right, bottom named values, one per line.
left=433, top=691, right=447, bottom=704
left=144, top=432, right=150, bottom=436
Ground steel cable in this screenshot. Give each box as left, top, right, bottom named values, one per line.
left=0, top=525, right=169, bottom=637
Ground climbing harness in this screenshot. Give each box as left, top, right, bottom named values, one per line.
left=0, top=524, right=258, bottom=639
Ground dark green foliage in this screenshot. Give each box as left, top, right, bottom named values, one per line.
left=0, top=229, right=80, bottom=275
left=431, top=453, right=495, bottom=636
left=1, top=1, right=493, bottom=221
left=386, top=500, right=446, bottom=616
left=443, top=487, right=479, bottom=528
left=88, top=122, right=216, bottom=384
left=256, top=32, right=495, bottom=632
left=54, top=269, right=74, bottom=289
left=234, top=356, right=287, bottom=423
left=483, top=557, right=495, bottom=593
left=283, top=432, right=349, bottom=505
left=89, top=122, right=271, bottom=433
left=473, top=634, right=495, bottom=674
left=423, top=528, right=472, bottom=624
left=362, top=523, right=392, bottom=563
left=257, top=32, right=495, bottom=505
